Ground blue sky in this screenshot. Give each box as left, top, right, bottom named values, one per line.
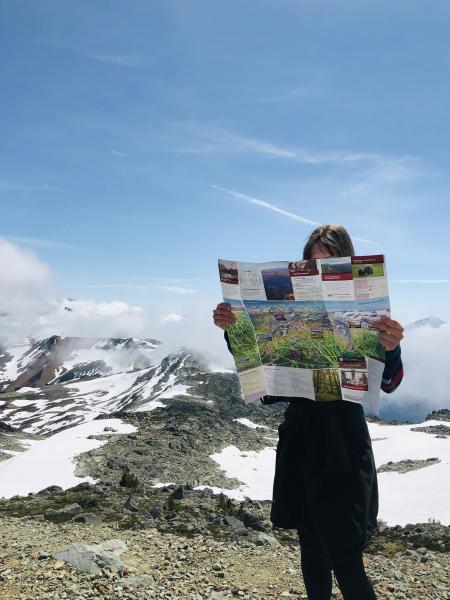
left=1, top=0, right=450, bottom=333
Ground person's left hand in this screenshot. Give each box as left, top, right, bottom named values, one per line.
left=372, top=315, right=404, bottom=351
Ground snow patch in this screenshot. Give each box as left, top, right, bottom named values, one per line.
left=234, top=417, right=269, bottom=430
left=0, top=419, right=137, bottom=499
left=193, top=419, right=450, bottom=526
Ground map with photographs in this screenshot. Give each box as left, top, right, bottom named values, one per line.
left=218, top=255, right=390, bottom=416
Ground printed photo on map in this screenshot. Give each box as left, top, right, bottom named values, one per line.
left=260, top=263, right=295, bottom=300
left=313, top=368, right=343, bottom=401
left=222, top=298, right=261, bottom=373
left=244, top=300, right=337, bottom=368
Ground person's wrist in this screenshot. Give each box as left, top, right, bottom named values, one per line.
left=385, top=344, right=400, bottom=355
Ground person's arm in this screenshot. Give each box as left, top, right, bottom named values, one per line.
left=381, top=345, right=403, bottom=393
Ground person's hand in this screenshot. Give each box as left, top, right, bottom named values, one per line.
left=372, top=315, right=404, bottom=351
left=213, top=302, right=236, bottom=331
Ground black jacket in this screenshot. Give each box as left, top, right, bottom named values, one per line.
left=223, top=329, right=403, bottom=560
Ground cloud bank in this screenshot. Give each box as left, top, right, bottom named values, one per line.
left=0, top=238, right=146, bottom=345
left=380, top=324, right=450, bottom=422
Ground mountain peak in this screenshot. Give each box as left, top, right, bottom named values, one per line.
left=406, top=317, right=448, bottom=330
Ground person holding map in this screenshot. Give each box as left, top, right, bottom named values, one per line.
left=213, top=224, right=404, bottom=600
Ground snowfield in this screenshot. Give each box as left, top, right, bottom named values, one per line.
left=0, top=419, right=137, bottom=499
left=0, top=414, right=448, bottom=526
left=196, top=418, right=450, bottom=527
left=371, top=420, right=450, bottom=526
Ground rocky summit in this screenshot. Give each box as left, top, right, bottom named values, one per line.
left=0, top=336, right=449, bottom=599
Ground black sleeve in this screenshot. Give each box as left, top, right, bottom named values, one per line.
left=381, top=344, right=404, bottom=393
left=224, top=329, right=233, bottom=354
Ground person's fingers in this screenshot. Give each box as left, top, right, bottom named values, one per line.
left=214, top=314, right=235, bottom=323
left=380, top=327, right=404, bottom=340
left=213, top=306, right=236, bottom=326
left=379, top=332, right=402, bottom=349
left=374, top=322, right=404, bottom=340
left=377, top=316, right=404, bottom=332
left=379, top=328, right=403, bottom=342
left=378, top=333, right=396, bottom=347
left=213, top=310, right=235, bottom=321
left=214, top=305, right=233, bottom=313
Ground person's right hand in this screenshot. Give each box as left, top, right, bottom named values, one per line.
left=213, top=302, right=236, bottom=331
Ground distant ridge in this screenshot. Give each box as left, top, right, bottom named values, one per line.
left=405, top=317, right=448, bottom=330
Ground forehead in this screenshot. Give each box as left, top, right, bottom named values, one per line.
left=310, top=243, right=335, bottom=259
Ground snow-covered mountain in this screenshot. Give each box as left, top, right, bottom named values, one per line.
left=0, top=335, right=239, bottom=436
left=405, top=316, right=449, bottom=330
left=0, top=335, right=160, bottom=393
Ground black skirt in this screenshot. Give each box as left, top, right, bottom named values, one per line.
left=270, top=398, right=378, bottom=560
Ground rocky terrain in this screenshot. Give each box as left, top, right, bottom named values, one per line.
left=0, top=509, right=448, bottom=600
left=1, top=335, right=449, bottom=598
left=0, top=403, right=449, bottom=599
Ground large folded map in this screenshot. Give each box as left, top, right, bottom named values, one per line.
left=218, top=255, right=390, bottom=416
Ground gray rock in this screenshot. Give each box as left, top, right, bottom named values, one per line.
left=171, top=486, right=185, bottom=500
left=254, top=532, right=280, bottom=547
left=53, top=539, right=128, bottom=575
left=71, top=513, right=102, bottom=525
left=55, top=503, right=83, bottom=515
left=36, top=485, right=63, bottom=496
left=223, top=515, right=246, bottom=532
left=377, top=458, right=440, bottom=474
left=122, top=574, right=154, bottom=589
left=123, top=496, right=140, bottom=512
left=242, top=512, right=266, bottom=532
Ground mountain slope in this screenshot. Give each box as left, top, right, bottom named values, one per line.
left=0, top=336, right=245, bottom=437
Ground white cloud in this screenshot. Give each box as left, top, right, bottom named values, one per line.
left=155, top=285, right=198, bottom=294
left=110, top=149, right=127, bottom=157
left=5, top=236, right=80, bottom=250
left=0, top=181, right=49, bottom=192
left=162, top=313, right=186, bottom=322
left=253, top=81, right=322, bottom=104
left=211, top=185, right=374, bottom=244
left=177, top=122, right=423, bottom=172
left=0, top=238, right=54, bottom=343
left=0, top=238, right=147, bottom=345
left=34, top=298, right=146, bottom=339
left=83, top=52, right=151, bottom=67
left=380, top=324, right=450, bottom=421
left=57, top=299, right=142, bottom=318
left=393, top=279, right=450, bottom=284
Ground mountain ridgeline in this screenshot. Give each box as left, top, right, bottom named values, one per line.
left=0, top=334, right=261, bottom=438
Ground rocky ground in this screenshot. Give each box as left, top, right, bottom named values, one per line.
left=377, top=457, right=441, bottom=474
left=0, top=506, right=449, bottom=600
left=0, top=402, right=449, bottom=599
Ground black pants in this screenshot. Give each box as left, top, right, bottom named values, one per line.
left=297, top=524, right=377, bottom=600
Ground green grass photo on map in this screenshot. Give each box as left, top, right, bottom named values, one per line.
left=350, top=328, right=386, bottom=361
left=257, top=328, right=343, bottom=368
left=246, top=304, right=346, bottom=369
left=226, top=310, right=262, bottom=372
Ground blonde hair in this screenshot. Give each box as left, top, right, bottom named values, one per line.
left=303, top=224, right=355, bottom=259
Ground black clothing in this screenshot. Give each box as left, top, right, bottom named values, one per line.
left=297, top=524, right=333, bottom=599
left=297, top=516, right=377, bottom=600
left=271, top=399, right=378, bottom=560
